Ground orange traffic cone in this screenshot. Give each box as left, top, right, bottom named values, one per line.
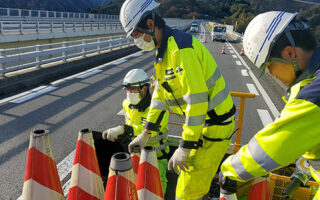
left=105, top=152, right=138, bottom=200
left=22, top=128, right=65, bottom=200
left=220, top=193, right=237, bottom=200
left=221, top=45, right=226, bottom=54
left=68, top=129, right=104, bottom=200
left=247, top=178, right=270, bottom=200
left=131, top=152, right=140, bottom=176
left=240, top=48, right=244, bottom=56
left=136, top=146, right=163, bottom=200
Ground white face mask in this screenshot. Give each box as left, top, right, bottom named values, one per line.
left=127, top=92, right=141, bottom=105
left=134, top=34, right=155, bottom=51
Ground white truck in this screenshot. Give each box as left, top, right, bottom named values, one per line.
left=211, top=25, right=226, bottom=42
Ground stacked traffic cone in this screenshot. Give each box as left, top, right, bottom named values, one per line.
left=136, top=146, right=163, bottom=200
left=219, top=193, right=238, bottom=200
left=247, top=178, right=270, bottom=200
left=105, top=152, right=138, bottom=200
left=131, top=152, right=140, bottom=176
left=221, top=45, right=226, bottom=54
left=240, top=48, right=244, bottom=56
left=68, top=129, right=104, bottom=200
left=22, top=128, right=65, bottom=200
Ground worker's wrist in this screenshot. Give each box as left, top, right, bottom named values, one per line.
left=179, top=139, right=203, bottom=149
left=143, top=129, right=151, bottom=134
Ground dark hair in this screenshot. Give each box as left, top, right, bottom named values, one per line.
left=270, top=28, right=317, bottom=58
left=136, top=12, right=166, bottom=30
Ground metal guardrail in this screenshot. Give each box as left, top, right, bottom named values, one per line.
left=227, top=30, right=243, bottom=42
left=0, top=21, right=123, bottom=35
left=0, top=35, right=133, bottom=75
left=0, top=7, right=119, bottom=22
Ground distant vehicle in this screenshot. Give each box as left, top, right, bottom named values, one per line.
left=211, top=25, right=226, bottom=42
left=190, top=23, right=199, bottom=32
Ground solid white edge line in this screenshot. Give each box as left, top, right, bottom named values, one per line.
left=117, top=109, right=125, bottom=116
left=236, top=60, right=242, bottom=66
left=257, top=109, right=273, bottom=127
left=112, top=59, right=127, bottom=65
left=10, top=86, right=57, bottom=104
left=77, top=69, right=103, bottom=79
left=241, top=69, right=249, bottom=77
left=246, top=83, right=259, bottom=96
left=227, top=40, right=280, bottom=118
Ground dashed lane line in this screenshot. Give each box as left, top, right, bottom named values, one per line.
left=241, top=69, right=249, bottom=77
left=257, top=109, right=273, bottom=127
left=246, top=83, right=259, bottom=96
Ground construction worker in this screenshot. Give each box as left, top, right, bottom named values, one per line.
left=102, top=69, right=170, bottom=194
left=219, top=11, right=320, bottom=199
left=119, top=1, right=236, bottom=199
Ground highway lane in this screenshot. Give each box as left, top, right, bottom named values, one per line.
left=0, top=23, right=286, bottom=199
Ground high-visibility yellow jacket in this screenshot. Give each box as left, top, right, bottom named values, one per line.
left=145, top=25, right=235, bottom=148
left=122, top=91, right=169, bottom=158
left=221, top=47, right=320, bottom=182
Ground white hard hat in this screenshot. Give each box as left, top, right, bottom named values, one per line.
left=123, top=69, right=150, bottom=88
left=243, top=11, right=298, bottom=73
left=120, top=0, right=160, bottom=37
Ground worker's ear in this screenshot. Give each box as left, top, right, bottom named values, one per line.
left=146, top=19, right=154, bottom=32
left=281, top=46, right=296, bottom=62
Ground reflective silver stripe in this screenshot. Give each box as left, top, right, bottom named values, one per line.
left=148, top=131, right=169, bottom=143
left=185, top=114, right=206, bottom=126
left=183, top=92, right=208, bottom=105
left=155, top=82, right=161, bottom=91
left=150, top=99, right=167, bottom=110
left=208, top=87, right=229, bottom=111
left=230, top=153, right=254, bottom=180
left=248, top=137, right=281, bottom=171
left=206, top=68, right=221, bottom=89
left=154, top=141, right=168, bottom=152
left=166, top=98, right=186, bottom=107
left=165, top=76, right=176, bottom=81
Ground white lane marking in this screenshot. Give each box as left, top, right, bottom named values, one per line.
left=228, top=47, right=232, bottom=49
left=132, top=52, right=143, bottom=57
left=117, top=109, right=125, bottom=116
left=227, top=40, right=279, bottom=118
left=232, top=55, right=237, bottom=58
left=113, top=59, right=127, bottom=65
left=241, top=69, right=249, bottom=77
left=51, top=78, right=67, bottom=85
left=62, top=179, right=71, bottom=197
left=236, top=60, right=242, bottom=66
left=246, top=83, right=259, bottom=96
left=257, top=109, right=273, bottom=127
left=10, top=86, right=57, bottom=104
left=77, top=70, right=103, bottom=79
left=0, top=91, right=33, bottom=104
left=230, top=50, right=234, bottom=53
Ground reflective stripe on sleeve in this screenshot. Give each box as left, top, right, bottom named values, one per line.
left=183, top=92, right=208, bottom=105
left=208, top=87, right=229, bottom=111
left=230, top=153, right=254, bottom=180
left=151, top=99, right=167, bottom=110
left=148, top=131, right=169, bottom=142
left=185, top=114, right=206, bottom=126
left=206, top=68, right=222, bottom=89
left=248, top=137, right=281, bottom=172
left=166, top=98, right=186, bottom=107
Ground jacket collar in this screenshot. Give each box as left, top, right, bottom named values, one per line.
left=155, top=25, right=174, bottom=63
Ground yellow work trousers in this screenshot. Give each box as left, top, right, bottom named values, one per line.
left=176, top=120, right=235, bottom=200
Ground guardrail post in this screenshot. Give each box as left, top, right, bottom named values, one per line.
left=50, top=22, right=53, bottom=33
left=35, top=22, right=39, bottom=34
left=36, top=45, right=40, bottom=68
left=73, top=22, right=76, bottom=32
left=0, top=50, right=4, bottom=76
left=97, top=38, right=101, bottom=54
left=91, top=22, right=93, bottom=31
left=18, top=9, right=21, bottom=17
left=82, top=39, right=86, bottom=57
left=20, top=22, right=23, bottom=35
left=62, top=42, right=67, bottom=62
left=7, top=8, right=9, bottom=17
left=63, top=22, right=65, bottom=32
left=83, top=22, right=85, bottom=32
left=0, top=22, right=3, bottom=35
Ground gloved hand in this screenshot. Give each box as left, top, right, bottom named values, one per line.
left=168, top=147, right=191, bottom=174
left=128, top=130, right=150, bottom=153
left=102, top=125, right=125, bottom=142
left=219, top=171, right=237, bottom=194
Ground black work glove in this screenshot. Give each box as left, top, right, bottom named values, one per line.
left=219, top=171, right=237, bottom=194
